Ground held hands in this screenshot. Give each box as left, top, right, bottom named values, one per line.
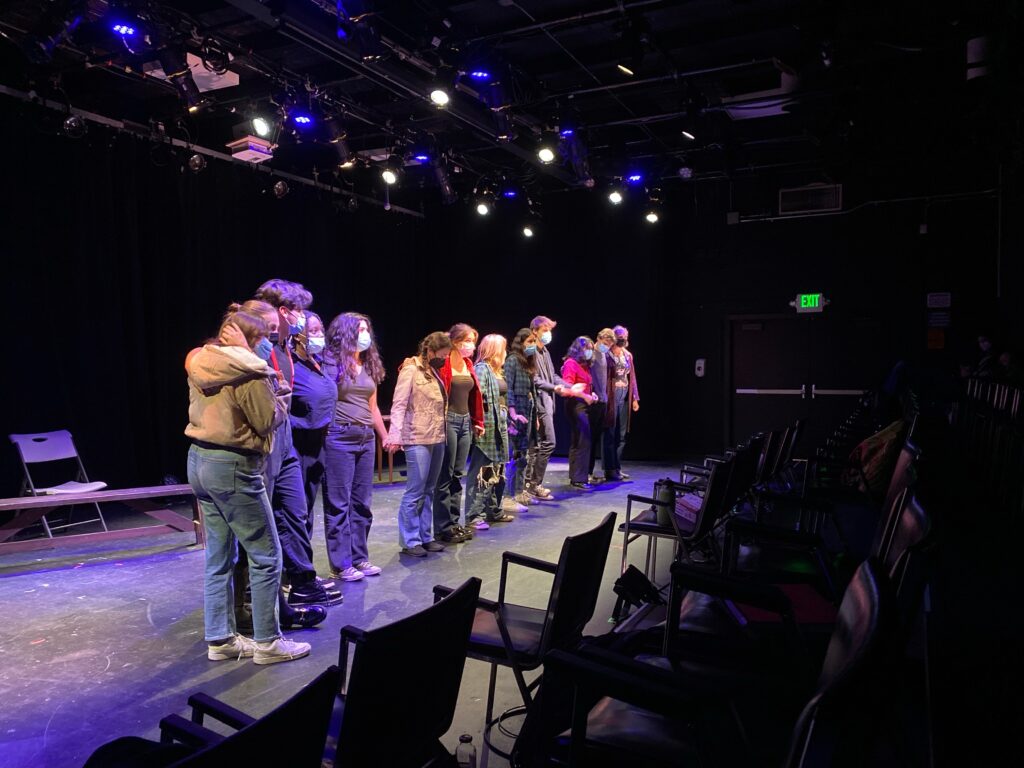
left=219, top=322, right=248, bottom=348
left=386, top=441, right=403, bottom=455
left=473, top=424, right=486, bottom=438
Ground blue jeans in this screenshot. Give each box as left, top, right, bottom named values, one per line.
left=323, top=423, right=375, bottom=571
left=397, top=442, right=445, bottom=548
left=188, top=445, right=282, bottom=643
left=465, top=445, right=505, bottom=522
left=603, top=387, right=629, bottom=474
left=433, top=412, right=472, bottom=536
left=264, top=420, right=315, bottom=584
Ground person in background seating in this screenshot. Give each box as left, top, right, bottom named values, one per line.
left=322, top=312, right=389, bottom=582
left=604, top=324, right=640, bottom=481
left=561, top=336, right=601, bottom=490
left=388, top=332, right=452, bottom=558
left=185, top=306, right=312, bottom=665
left=433, top=323, right=485, bottom=544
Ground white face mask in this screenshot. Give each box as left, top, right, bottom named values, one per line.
left=459, top=343, right=476, bottom=358
left=357, top=330, right=372, bottom=352
left=306, top=334, right=326, bottom=355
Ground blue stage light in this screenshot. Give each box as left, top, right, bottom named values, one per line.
left=292, top=113, right=314, bottom=126
left=559, top=128, right=575, bottom=138
left=626, top=173, right=643, bottom=184
left=414, top=154, right=429, bottom=162
left=112, top=24, right=135, bottom=36
left=470, top=70, right=491, bottom=80
left=502, top=189, right=518, bottom=198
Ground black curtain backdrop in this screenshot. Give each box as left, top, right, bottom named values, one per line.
left=0, top=105, right=1013, bottom=495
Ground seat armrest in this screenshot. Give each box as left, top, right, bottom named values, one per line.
left=499, top=551, right=557, bottom=603
left=432, top=584, right=454, bottom=603
left=503, top=551, right=558, bottom=574
left=186, top=692, right=255, bottom=730
left=159, top=714, right=226, bottom=749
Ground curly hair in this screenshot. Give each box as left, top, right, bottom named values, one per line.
left=509, top=327, right=538, bottom=372
left=564, top=335, right=595, bottom=365
left=254, top=279, right=313, bottom=310
left=326, top=311, right=385, bottom=385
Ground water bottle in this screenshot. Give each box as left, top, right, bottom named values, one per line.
left=455, top=733, right=477, bottom=768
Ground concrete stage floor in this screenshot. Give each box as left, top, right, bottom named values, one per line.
left=0, top=459, right=678, bottom=768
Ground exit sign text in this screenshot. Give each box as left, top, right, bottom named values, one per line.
left=791, top=293, right=827, bottom=313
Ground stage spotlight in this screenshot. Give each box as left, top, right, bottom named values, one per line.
left=381, top=156, right=402, bottom=186
left=538, top=146, right=556, bottom=163
left=187, top=153, right=207, bottom=173
left=156, top=46, right=206, bottom=112
left=645, top=210, right=659, bottom=223
left=608, top=189, right=623, bottom=205
left=273, top=180, right=289, bottom=198
left=433, top=160, right=458, bottom=205
left=251, top=116, right=272, bottom=137
left=325, top=116, right=352, bottom=167
left=62, top=114, right=86, bottom=138
left=616, top=63, right=635, bottom=76
left=469, top=70, right=491, bottom=81
left=473, top=177, right=497, bottom=215
left=291, top=112, right=314, bottom=127
left=429, top=88, right=450, bottom=107
left=626, top=173, right=644, bottom=184
left=681, top=130, right=696, bottom=141
left=522, top=224, right=534, bottom=238
left=678, top=165, right=694, bottom=179
left=112, top=23, right=135, bottom=36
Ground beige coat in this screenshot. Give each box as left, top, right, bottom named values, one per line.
left=185, top=345, right=288, bottom=454
left=388, top=356, right=448, bottom=446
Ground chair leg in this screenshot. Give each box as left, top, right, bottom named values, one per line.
left=93, top=502, right=109, bottom=532
left=41, top=513, right=53, bottom=538
left=485, top=662, right=497, bottom=727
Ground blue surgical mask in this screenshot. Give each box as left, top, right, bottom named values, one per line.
left=525, top=345, right=537, bottom=357
left=306, top=335, right=325, bottom=355
left=254, top=338, right=274, bottom=361
left=583, top=348, right=594, bottom=361
left=540, top=330, right=552, bottom=346
left=288, top=311, right=306, bottom=335
left=357, top=330, right=372, bottom=352
left=597, top=343, right=609, bottom=354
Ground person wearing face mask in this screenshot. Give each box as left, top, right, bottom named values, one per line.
left=465, top=334, right=515, bottom=530
left=604, top=324, right=640, bottom=481
left=290, top=311, right=336, bottom=538
left=184, top=306, right=312, bottom=665
left=504, top=328, right=539, bottom=509
left=387, top=332, right=452, bottom=557
left=524, top=315, right=581, bottom=499
left=251, top=282, right=341, bottom=608
left=561, top=336, right=602, bottom=490
left=322, top=312, right=390, bottom=582
left=433, top=323, right=486, bottom=544
left=589, top=328, right=616, bottom=484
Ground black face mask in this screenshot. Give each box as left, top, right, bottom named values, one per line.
left=428, top=357, right=445, bottom=370
left=615, top=338, right=627, bottom=347
left=268, top=332, right=280, bottom=345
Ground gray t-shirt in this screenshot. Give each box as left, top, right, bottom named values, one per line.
left=335, top=368, right=376, bottom=426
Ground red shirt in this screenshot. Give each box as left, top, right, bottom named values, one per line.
left=439, top=356, right=485, bottom=432
left=561, top=358, right=593, bottom=396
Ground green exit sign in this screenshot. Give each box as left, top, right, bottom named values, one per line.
left=790, top=293, right=828, bottom=313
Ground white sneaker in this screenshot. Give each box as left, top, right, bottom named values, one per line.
left=470, top=519, right=490, bottom=531
left=337, top=566, right=365, bottom=582
left=253, top=636, right=311, bottom=665
left=208, top=634, right=258, bottom=661
left=354, top=561, right=381, bottom=576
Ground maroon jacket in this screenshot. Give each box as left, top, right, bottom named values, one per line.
left=439, top=355, right=485, bottom=433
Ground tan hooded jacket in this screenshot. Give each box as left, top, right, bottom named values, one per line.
left=185, top=345, right=288, bottom=454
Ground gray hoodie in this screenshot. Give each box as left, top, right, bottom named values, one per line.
left=185, top=345, right=289, bottom=455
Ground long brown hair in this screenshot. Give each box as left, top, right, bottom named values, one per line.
left=218, top=305, right=269, bottom=348
left=509, top=327, right=537, bottom=373
left=326, top=311, right=386, bottom=384
left=418, top=332, right=452, bottom=367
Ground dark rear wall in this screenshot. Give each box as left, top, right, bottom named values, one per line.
left=0, top=107, right=1015, bottom=494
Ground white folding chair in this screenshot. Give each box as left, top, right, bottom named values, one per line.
left=9, top=430, right=108, bottom=537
